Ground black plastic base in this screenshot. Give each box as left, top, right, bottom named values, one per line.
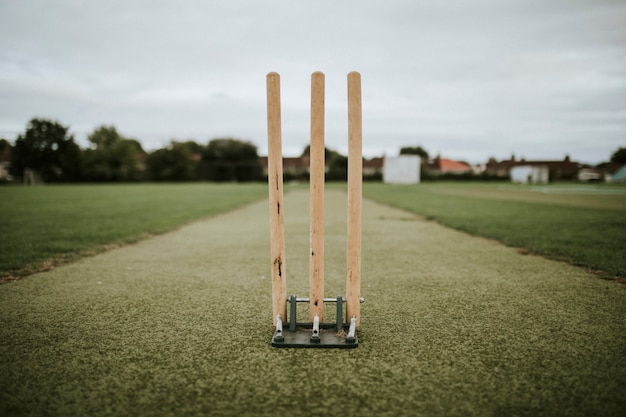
left=272, top=323, right=358, bottom=349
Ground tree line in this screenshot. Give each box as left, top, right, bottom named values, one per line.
left=1, top=118, right=264, bottom=183
left=3, top=117, right=624, bottom=184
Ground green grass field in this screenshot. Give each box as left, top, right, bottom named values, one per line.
left=363, top=182, right=626, bottom=279
left=0, top=183, right=267, bottom=281
left=2, top=182, right=625, bottom=281
left=1, top=188, right=625, bottom=417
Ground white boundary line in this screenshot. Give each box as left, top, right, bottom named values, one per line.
left=498, top=185, right=626, bottom=195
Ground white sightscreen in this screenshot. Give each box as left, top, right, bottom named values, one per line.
left=383, top=156, right=420, bottom=184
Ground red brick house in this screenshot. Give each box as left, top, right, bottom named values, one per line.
left=426, top=157, right=472, bottom=175
left=363, top=157, right=383, bottom=177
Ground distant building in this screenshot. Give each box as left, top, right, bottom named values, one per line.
left=0, top=162, right=10, bottom=182
left=426, top=157, right=472, bottom=176
left=0, top=143, right=11, bottom=182
left=259, top=156, right=311, bottom=178
left=577, top=168, right=602, bottom=182
left=363, top=157, right=383, bottom=177
left=259, top=155, right=384, bottom=179
left=485, top=155, right=582, bottom=181
left=510, top=165, right=549, bottom=184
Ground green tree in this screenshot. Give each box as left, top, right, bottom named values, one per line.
left=146, top=141, right=201, bottom=181
left=300, top=144, right=348, bottom=181
left=400, top=146, right=429, bottom=160
left=82, top=126, right=146, bottom=181
left=610, top=147, right=626, bottom=165
left=10, top=118, right=81, bottom=182
left=200, top=138, right=261, bottom=182
left=327, top=153, right=348, bottom=181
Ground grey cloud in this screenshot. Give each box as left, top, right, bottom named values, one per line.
left=1, top=0, right=624, bottom=164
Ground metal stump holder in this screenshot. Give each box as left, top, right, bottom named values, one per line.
left=272, top=296, right=362, bottom=348
left=267, top=71, right=363, bottom=349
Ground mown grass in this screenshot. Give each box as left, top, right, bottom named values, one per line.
left=363, top=182, right=626, bottom=279
left=3, top=182, right=625, bottom=282
left=1, top=189, right=625, bottom=417
left=0, top=183, right=267, bottom=280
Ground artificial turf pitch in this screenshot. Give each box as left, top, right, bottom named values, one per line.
left=1, top=190, right=625, bottom=416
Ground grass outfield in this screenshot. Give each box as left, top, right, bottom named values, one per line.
left=1, top=189, right=625, bottom=417
left=0, top=183, right=267, bottom=281
left=2, top=182, right=625, bottom=282
left=363, top=182, right=626, bottom=279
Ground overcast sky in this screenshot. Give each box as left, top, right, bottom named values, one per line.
left=1, top=0, right=625, bottom=164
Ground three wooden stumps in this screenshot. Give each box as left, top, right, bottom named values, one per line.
left=267, top=71, right=362, bottom=348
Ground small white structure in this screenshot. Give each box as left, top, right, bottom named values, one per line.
left=383, top=155, right=420, bottom=184
left=510, top=165, right=549, bottom=184
left=577, top=168, right=601, bottom=182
